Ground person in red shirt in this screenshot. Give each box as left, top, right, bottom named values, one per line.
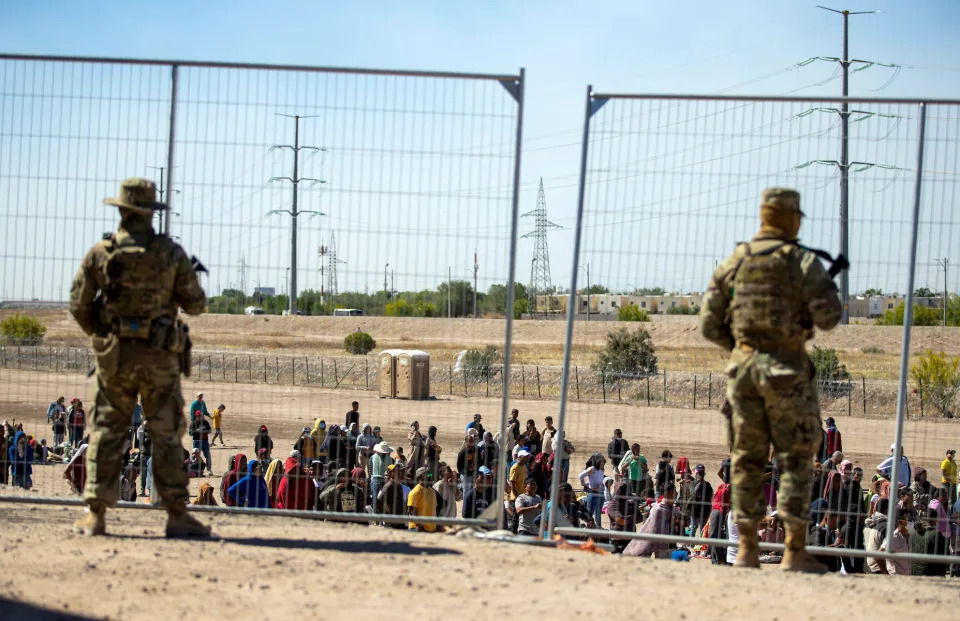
left=277, top=456, right=316, bottom=510
left=824, top=417, right=842, bottom=455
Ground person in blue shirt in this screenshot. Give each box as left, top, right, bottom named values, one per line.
left=47, top=396, right=66, bottom=423
left=227, top=460, right=270, bottom=508
left=131, top=401, right=143, bottom=429
left=465, top=413, right=485, bottom=437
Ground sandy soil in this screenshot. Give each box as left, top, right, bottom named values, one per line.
left=2, top=368, right=954, bottom=503
left=6, top=309, right=960, bottom=374
left=0, top=503, right=956, bottom=621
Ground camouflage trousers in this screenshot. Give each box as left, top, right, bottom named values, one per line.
left=726, top=348, right=821, bottom=529
left=84, top=340, right=188, bottom=508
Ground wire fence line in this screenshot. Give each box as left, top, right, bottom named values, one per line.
left=0, top=344, right=941, bottom=419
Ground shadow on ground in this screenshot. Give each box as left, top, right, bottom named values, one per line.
left=222, top=536, right=463, bottom=555
left=0, top=597, right=97, bottom=621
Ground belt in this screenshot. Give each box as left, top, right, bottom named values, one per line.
left=737, top=341, right=805, bottom=354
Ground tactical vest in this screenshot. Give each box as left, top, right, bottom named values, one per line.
left=729, top=240, right=807, bottom=349
left=100, top=232, right=178, bottom=339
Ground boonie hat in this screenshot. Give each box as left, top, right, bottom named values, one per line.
left=761, top=187, right=804, bottom=216
left=104, top=178, right=168, bottom=215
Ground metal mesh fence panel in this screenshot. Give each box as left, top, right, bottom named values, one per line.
left=545, top=91, right=960, bottom=569
left=0, top=54, right=524, bottom=530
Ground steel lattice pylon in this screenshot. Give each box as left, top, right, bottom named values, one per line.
left=327, top=231, right=345, bottom=297
left=521, top=178, right=560, bottom=316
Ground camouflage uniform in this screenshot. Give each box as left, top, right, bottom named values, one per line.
left=69, top=178, right=207, bottom=534
left=700, top=188, right=841, bottom=570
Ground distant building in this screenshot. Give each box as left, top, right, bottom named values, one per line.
left=0, top=299, right=68, bottom=310
left=253, top=287, right=276, bottom=297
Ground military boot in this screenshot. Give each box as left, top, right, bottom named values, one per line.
left=781, top=522, right=828, bottom=574
left=73, top=503, right=106, bottom=536
left=165, top=503, right=212, bottom=538
left=734, top=519, right=761, bottom=568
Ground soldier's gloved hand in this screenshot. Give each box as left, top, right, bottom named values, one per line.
left=828, top=254, right=850, bottom=278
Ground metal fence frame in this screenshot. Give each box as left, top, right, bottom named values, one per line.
left=545, top=88, right=960, bottom=567
left=0, top=53, right=526, bottom=531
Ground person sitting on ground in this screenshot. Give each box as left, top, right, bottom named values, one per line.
left=277, top=454, right=316, bottom=511
left=192, top=481, right=218, bottom=506
left=862, top=497, right=890, bottom=574
left=909, top=508, right=951, bottom=576
left=462, top=466, right=496, bottom=520
left=515, top=477, right=543, bottom=536
left=805, top=506, right=844, bottom=573
left=350, top=466, right=369, bottom=509
left=227, top=459, right=270, bottom=508
left=758, top=513, right=785, bottom=564
left=318, top=467, right=364, bottom=514
left=185, top=448, right=206, bottom=479
left=254, top=425, right=273, bottom=460
left=221, top=454, right=247, bottom=506
left=546, top=481, right=595, bottom=531
left=623, top=483, right=679, bottom=558
left=407, top=467, right=441, bottom=532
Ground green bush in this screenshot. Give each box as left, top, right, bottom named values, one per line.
left=1, top=314, right=46, bottom=345
left=665, top=304, right=700, bottom=315
left=860, top=345, right=884, bottom=354
left=876, top=303, right=941, bottom=326
left=911, top=349, right=960, bottom=418
left=810, top=346, right=850, bottom=381
left=344, top=331, right=376, bottom=355
left=617, top=304, right=650, bottom=322
left=461, top=346, right=500, bottom=381
left=593, top=326, right=658, bottom=381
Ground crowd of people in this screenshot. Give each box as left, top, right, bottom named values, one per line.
left=4, top=395, right=960, bottom=574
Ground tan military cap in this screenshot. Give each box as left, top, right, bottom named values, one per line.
left=761, top=187, right=804, bottom=216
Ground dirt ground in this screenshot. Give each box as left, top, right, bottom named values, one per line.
left=9, top=309, right=960, bottom=374
left=1, top=368, right=954, bottom=502
left=1, top=503, right=957, bottom=621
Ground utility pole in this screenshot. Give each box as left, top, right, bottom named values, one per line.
left=384, top=263, right=390, bottom=296
left=237, top=254, right=248, bottom=299
left=391, top=269, right=395, bottom=299
left=146, top=165, right=166, bottom=232
left=936, top=257, right=949, bottom=327
left=815, top=6, right=882, bottom=324
left=267, top=114, right=326, bottom=315
left=473, top=251, right=479, bottom=319
left=448, top=266, right=452, bottom=318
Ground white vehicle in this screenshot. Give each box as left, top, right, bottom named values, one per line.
left=333, top=308, right=363, bottom=317
left=243, top=306, right=265, bottom=315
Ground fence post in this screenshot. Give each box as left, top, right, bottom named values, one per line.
left=861, top=376, right=867, bottom=416
left=235, top=356, right=238, bottom=383
left=536, top=366, right=541, bottom=399
left=646, top=375, right=650, bottom=406
left=334, top=360, right=339, bottom=389
left=55, top=347, right=60, bottom=373
left=486, top=369, right=490, bottom=397
left=463, top=368, right=467, bottom=396
left=305, top=357, right=310, bottom=384
left=449, top=365, right=453, bottom=395
left=846, top=379, right=852, bottom=417
left=919, top=382, right=924, bottom=418
left=18, top=346, right=21, bottom=369
left=575, top=366, right=580, bottom=400
left=663, top=370, right=667, bottom=405
left=263, top=356, right=267, bottom=383
left=617, top=379, right=621, bottom=402
left=693, top=375, right=697, bottom=409
left=292, top=357, right=296, bottom=385
left=321, top=359, right=325, bottom=386
left=521, top=365, right=526, bottom=399
left=708, top=372, right=712, bottom=408
left=365, top=358, right=369, bottom=389
left=602, top=373, right=606, bottom=403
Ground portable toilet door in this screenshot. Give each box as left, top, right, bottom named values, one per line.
left=397, top=350, right=430, bottom=400
left=378, top=350, right=401, bottom=398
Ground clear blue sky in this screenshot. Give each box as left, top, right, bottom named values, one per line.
left=1, top=1, right=958, bottom=301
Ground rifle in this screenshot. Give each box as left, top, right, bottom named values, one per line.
left=797, top=244, right=849, bottom=279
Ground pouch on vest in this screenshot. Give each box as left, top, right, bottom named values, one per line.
left=91, top=334, right=120, bottom=379
left=116, top=317, right=152, bottom=340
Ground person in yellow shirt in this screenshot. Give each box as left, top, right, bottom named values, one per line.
left=507, top=450, right=531, bottom=533
left=941, top=448, right=957, bottom=505
left=407, top=467, right=439, bottom=532
left=211, top=404, right=225, bottom=446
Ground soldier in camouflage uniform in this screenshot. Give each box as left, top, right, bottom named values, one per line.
left=700, top=188, right=841, bottom=572
left=69, top=178, right=210, bottom=538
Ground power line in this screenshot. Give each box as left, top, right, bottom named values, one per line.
left=267, top=113, right=326, bottom=315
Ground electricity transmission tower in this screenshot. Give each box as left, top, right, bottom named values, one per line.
left=238, top=254, right=248, bottom=298
left=801, top=6, right=899, bottom=324
left=267, top=114, right=326, bottom=315
left=318, top=231, right=346, bottom=306
left=521, top=178, right=561, bottom=317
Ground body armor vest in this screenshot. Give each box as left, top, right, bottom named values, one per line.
left=100, top=232, right=177, bottom=339
left=729, top=240, right=808, bottom=349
